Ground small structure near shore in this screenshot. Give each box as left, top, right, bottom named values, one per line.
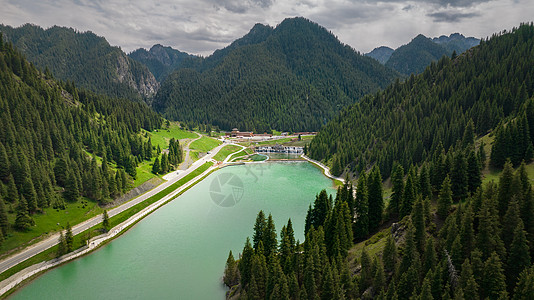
left=255, top=144, right=304, bottom=154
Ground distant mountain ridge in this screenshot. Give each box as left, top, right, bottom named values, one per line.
left=366, top=33, right=480, bottom=75
left=365, top=46, right=394, bottom=64
left=129, top=44, right=194, bottom=82
left=0, top=23, right=159, bottom=101
left=152, top=17, right=400, bottom=132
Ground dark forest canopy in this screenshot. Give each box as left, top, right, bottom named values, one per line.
left=309, top=23, right=534, bottom=179
left=0, top=23, right=159, bottom=102
left=226, top=159, right=534, bottom=299
left=0, top=35, right=162, bottom=236
left=152, top=17, right=400, bottom=133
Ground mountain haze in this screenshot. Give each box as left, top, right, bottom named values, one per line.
left=153, top=17, right=399, bottom=132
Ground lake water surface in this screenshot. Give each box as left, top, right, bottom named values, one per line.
left=11, top=162, right=334, bottom=299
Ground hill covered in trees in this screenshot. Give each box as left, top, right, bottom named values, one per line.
left=152, top=17, right=399, bottom=132
left=309, top=24, right=534, bottom=179
left=0, top=34, right=163, bottom=246
left=224, top=24, right=534, bottom=300
left=366, top=33, right=480, bottom=75
left=128, top=44, right=194, bottom=82
left=365, top=46, right=394, bottom=64
left=0, top=24, right=159, bottom=102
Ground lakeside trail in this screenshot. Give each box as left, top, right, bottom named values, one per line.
left=0, top=137, right=234, bottom=288
left=301, top=155, right=345, bottom=184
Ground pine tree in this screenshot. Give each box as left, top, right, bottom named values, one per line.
left=438, top=175, right=452, bottom=219
left=57, top=231, right=67, bottom=258
left=102, top=209, right=109, bottom=232
left=0, top=142, right=9, bottom=180
left=0, top=195, right=8, bottom=235
left=482, top=252, right=507, bottom=300
left=382, top=233, right=397, bottom=272
left=253, top=210, right=266, bottom=250
left=263, top=214, right=277, bottom=259
left=224, top=250, right=238, bottom=288
left=14, top=195, right=34, bottom=231
left=420, top=273, right=434, bottom=300
left=420, top=164, right=432, bottom=201
left=160, top=153, right=168, bottom=174
left=6, top=175, right=18, bottom=203
left=459, top=204, right=474, bottom=259
left=152, top=156, right=160, bottom=175
left=497, top=160, right=514, bottom=217
left=65, top=222, right=74, bottom=252
left=390, top=163, right=404, bottom=216
left=64, top=169, right=80, bottom=202
left=423, top=238, right=437, bottom=276
left=353, top=173, right=369, bottom=240
left=22, top=177, right=38, bottom=213
left=506, top=221, right=530, bottom=291
left=359, top=248, right=373, bottom=292
left=239, top=237, right=254, bottom=287
left=450, top=152, right=468, bottom=201
left=367, top=166, right=383, bottom=232
left=412, top=195, right=426, bottom=253
left=467, top=150, right=482, bottom=194
left=502, top=200, right=521, bottom=251
left=400, top=171, right=415, bottom=219
left=512, top=266, right=534, bottom=300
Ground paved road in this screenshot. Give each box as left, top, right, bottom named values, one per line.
left=179, top=132, right=201, bottom=171
left=0, top=139, right=227, bottom=275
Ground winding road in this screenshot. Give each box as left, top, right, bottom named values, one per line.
left=0, top=137, right=226, bottom=275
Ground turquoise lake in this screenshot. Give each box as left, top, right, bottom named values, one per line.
left=11, top=162, right=334, bottom=299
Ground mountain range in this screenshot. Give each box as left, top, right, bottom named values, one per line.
left=0, top=24, right=159, bottom=102
left=366, top=33, right=480, bottom=75
left=152, top=18, right=399, bottom=132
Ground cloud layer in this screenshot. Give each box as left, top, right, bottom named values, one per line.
left=1, top=0, right=532, bottom=55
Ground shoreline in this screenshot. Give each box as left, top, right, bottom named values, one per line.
left=0, top=150, right=335, bottom=297
left=0, top=162, right=220, bottom=297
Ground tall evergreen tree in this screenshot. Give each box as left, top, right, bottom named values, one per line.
left=482, top=252, right=508, bottom=300
left=390, top=163, right=404, bottom=216
left=450, top=152, right=468, bottom=201
left=506, top=221, right=531, bottom=291
left=438, top=175, right=452, bottom=219
left=412, top=195, right=426, bottom=253
left=467, top=150, right=482, bottom=194
left=354, top=173, right=369, bottom=240
left=14, top=195, right=33, bottom=231
left=65, top=222, right=74, bottom=252
left=400, top=171, right=416, bottom=219
left=152, top=156, right=161, bottom=175
left=102, top=209, right=109, bottom=232
left=367, top=166, right=383, bottom=232
left=497, top=160, right=514, bottom=217
left=223, top=250, right=238, bottom=288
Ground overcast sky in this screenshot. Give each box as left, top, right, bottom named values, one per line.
left=1, top=0, right=533, bottom=56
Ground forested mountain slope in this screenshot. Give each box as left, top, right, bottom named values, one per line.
left=152, top=17, right=399, bottom=132
left=385, top=34, right=452, bottom=75
left=225, top=24, right=534, bottom=300
left=367, top=33, right=479, bottom=75
left=0, top=35, right=162, bottom=245
left=0, top=24, right=159, bottom=101
left=128, top=44, right=194, bottom=82
left=309, top=24, right=534, bottom=178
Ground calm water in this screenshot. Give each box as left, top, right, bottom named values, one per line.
left=11, top=162, right=334, bottom=299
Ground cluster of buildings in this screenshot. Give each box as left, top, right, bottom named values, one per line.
left=225, top=128, right=272, bottom=138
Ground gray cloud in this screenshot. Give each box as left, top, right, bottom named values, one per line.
left=428, top=11, right=480, bottom=22
left=0, top=0, right=532, bottom=55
